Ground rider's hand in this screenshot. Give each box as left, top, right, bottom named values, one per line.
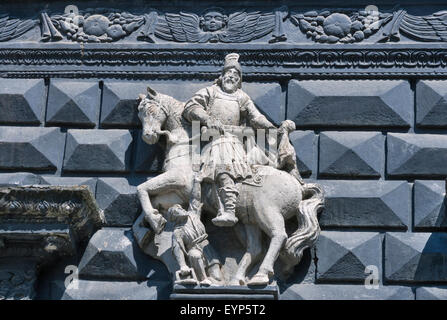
left=206, top=117, right=225, bottom=135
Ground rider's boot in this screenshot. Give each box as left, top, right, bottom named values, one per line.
left=212, top=179, right=239, bottom=227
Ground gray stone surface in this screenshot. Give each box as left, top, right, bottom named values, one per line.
left=287, top=80, right=412, bottom=128
left=78, top=228, right=166, bottom=281
left=46, top=80, right=99, bottom=127
left=385, top=233, right=447, bottom=283
left=0, top=172, right=44, bottom=185
left=315, top=231, right=382, bottom=283
left=101, top=81, right=210, bottom=128
left=171, top=284, right=278, bottom=300
left=242, top=82, right=284, bottom=126
left=63, top=129, right=133, bottom=172
left=41, top=176, right=97, bottom=195
left=95, top=178, right=140, bottom=226
left=416, top=81, right=447, bottom=127
left=318, top=180, right=410, bottom=229
left=57, top=279, right=170, bottom=300
left=414, top=180, right=447, bottom=231
left=289, top=130, right=317, bottom=177
left=0, top=79, right=45, bottom=125
left=134, top=131, right=165, bottom=173
left=0, top=127, right=65, bottom=171
left=416, top=286, right=447, bottom=300
left=319, top=131, right=384, bottom=178
left=387, top=133, right=447, bottom=178
left=281, top=284, right=414, bottom=300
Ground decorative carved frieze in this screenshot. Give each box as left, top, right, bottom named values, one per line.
left=0, top=6, right=447, bottom=44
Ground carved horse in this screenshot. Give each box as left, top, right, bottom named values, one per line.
left=135, top=86, right=324, bottom=285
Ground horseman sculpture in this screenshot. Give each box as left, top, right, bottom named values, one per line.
left=133, top=53, right=324, bottom=286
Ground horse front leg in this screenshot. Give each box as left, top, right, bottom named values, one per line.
left=137, top=170, right=189, bottom=234
left=247, top=207, right=287, bottom=286
left=230, top=224, right=263, bottom=285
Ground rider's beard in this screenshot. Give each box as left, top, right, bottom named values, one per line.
left=222, top=77, right=238, bottom=93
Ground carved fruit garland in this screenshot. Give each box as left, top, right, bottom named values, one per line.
left=50, top=11, right=144, bottom=42
left=291, top=10, right=392, bottom=43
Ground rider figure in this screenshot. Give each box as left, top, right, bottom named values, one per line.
left=183, top=53, right=276, bottom=227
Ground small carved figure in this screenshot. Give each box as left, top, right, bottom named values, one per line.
left=169, top=175, right=223, bottom=286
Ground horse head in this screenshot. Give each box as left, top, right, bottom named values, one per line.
left=138, top=86, right=169, bottom=145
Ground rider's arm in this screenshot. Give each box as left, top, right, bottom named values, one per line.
left=183, top=88, right=211, bottom=126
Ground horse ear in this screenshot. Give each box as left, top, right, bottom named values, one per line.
left=147, top=86, right=158, bottom=99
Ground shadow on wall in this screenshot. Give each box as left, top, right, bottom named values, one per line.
left=413, top=233, right=447, bottom=283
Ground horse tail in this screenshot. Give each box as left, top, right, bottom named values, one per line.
left=280, top=183, right=325, bottom=274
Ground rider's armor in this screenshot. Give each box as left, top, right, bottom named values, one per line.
left=184, top=82, right=275, bottom=227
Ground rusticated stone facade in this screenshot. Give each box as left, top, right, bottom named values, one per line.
left=0, top=0, right=446, bottom=300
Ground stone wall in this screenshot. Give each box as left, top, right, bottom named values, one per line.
left=1, top=77, right=446, bottom=299
left=0, top=0, right=447, bottom=300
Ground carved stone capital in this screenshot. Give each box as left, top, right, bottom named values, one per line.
left=0, top=185, right=104, bottom=300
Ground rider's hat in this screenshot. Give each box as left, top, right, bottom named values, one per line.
left=223, top=53, right=242, bottom=76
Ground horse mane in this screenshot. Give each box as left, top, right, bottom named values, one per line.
left=139, top=91, right=185, bottom=119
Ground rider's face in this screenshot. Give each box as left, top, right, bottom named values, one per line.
left=222, top=68, right=240, bottom=93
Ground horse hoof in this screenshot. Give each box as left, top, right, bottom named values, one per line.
left=247, top=273, right=269, bottom=286
left=200, top=279, right=212, bottom=287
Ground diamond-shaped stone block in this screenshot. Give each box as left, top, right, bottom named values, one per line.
left=96, top=178, right=140, bottom=226
left=387, top=133, right=447, bottom=178
left=63, top=129, right=133, bottom=172
left=0, top=79, right=45, bottom=125
left=416, top=81, right=447, bottom=128
left=101, top=81, right=213, bottom=128
left=289, top=131, right=317, bottom=177
left=134, top=130, right=165, bottom=173
left=287, top=80, right=412, bottom=128
left=0, top=172, right=44, bottom=185
left=242, top=82, right=284, bottom=126
left=416, top=287, right=447, bottom=300
left=58, top=279, right=170, bottom=300
left=414, top=180, right=447, bottom=231
left=316, top=231, right=382, bottom=282
left=41, top=176, right=97, bottom=195
left=319, top=132, right=384, bottom=178
left=0, top=127, right=65, bottom=171
left=385, top=233, right=447, bottom=283
left=78, top=228, right=166, bottom=280
left=318, top=180, right=410, bottom=229
left=281, top=284, right=413, bottom=300
left=46, top=80, right=99, bottom=127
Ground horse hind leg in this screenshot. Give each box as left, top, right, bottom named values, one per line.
left=230, top=224, right=263, bottom=286
left=248, top=207, right=287, bottom=286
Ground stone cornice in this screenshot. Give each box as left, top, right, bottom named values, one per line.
left=0, top=43, right=447, bottom=79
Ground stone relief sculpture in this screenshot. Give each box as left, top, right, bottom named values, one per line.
left=154, top=6, right=288, bottom=43
left=42, top=9, right=145, bottom=42
left=291, top=8, right=447, bottom=43
left=290, top=9, right=393, bottom=43
left=378, top=9, right=447, bottom=42
left=132, top=53, right=325, bottom=289
left=0, top=14, right=36, bottom=41
left=1, top=6, right=447, bottom=44
left=169, top=175, right=223, bottom=286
